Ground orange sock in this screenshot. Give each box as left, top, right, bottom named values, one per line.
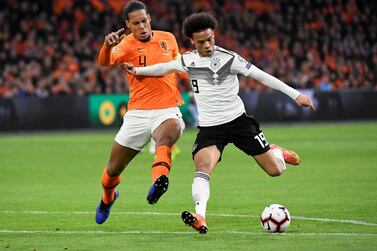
left=151, top=145, right=172, bottom=182
left=101, top=167, right=121, bottom=204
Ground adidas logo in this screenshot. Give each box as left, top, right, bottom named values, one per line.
left=190, top=62, right=195, bottom=66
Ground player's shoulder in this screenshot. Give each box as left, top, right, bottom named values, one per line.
left=214, top=46, right=237, bottom=57
left=120, top=33, right=136, bottom=43
left=116, top=34, right=136, bottom=49
left=153, top=30, right=177, bottom=41
left=181, top=50, right=197, bottom=61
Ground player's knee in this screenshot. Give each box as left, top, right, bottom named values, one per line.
left=267, top=165, right=283, bottom=177
left=157, top=136, right=177, bottom=147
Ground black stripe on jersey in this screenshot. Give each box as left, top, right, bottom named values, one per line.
left=215, top=47, right=236, bottom=57
left=216, top=57, right=234, bottom=80
left=181, top=56, right=186, bottom=67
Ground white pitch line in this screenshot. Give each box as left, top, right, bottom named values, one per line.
left=0, top=229, right=376, bottom=237
left=1, top=210, right=377, bottom=227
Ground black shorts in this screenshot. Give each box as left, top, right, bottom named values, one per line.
left=192, top=113, right=270, bottom=161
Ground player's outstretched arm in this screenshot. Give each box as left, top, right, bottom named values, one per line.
left=121, top=62, right=136, bottom=74
left=248, top=65, right=315, bottom=110
left=99, top=28, right=126, bottom=66
left=295, top=94, right=315, bottom=110
left=122, top=60, right=185, bottom=76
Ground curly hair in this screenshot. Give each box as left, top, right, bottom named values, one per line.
left=182, top=12, right=218, bottom=38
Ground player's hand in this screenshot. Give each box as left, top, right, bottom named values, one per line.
left=121, top=62, right=135, bottom=74
left=104, top=28, right=126, bottom=47
left=295, top=94, right=316, bottom=110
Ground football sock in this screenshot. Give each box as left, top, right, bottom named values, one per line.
left=101, top=167, right=121, bottom=204
left=271, top=148, right=286, bottom=171
left=192, top=172, right=210, bottom=218
left=151, top=145, right=172, bottom=182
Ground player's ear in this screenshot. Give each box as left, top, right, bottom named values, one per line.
left=148, top=14, right=151, bottom=22
left=190, top=39, right=194, bottom=45
left=125, top=20, right=130, bottom=29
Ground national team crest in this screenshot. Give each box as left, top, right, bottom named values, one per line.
left=210, top=58, right=220, bottom=70
left=159, top=41, right=168, bottom=50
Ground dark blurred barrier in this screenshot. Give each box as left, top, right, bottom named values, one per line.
left=0, top=96, right=89, bottom=130
left=0, top=91, right=376, bottom=131
left=240, top=90, right=377, bottom=122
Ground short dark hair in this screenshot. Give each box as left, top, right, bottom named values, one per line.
left=122, top=0, right=148, bottom=20
left=182, top=12, right=218, bottom=38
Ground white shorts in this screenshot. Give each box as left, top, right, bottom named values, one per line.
left=114, top=107, right=185, bottom=151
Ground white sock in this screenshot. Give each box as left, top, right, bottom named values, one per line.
left=192, top=172, right=210, bottom=218
left=272, top=148, right=286, bottom=171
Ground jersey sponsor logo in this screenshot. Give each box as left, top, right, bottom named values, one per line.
left=245, top=62, right=252, bottom=69
left=159, top=41, right=168, bottom=50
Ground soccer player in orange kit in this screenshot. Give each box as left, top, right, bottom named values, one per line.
left=95, top=0, right=185, bottom=224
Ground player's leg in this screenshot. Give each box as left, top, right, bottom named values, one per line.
left=182, top=145, right=220, bottom=233
left=151, top=118, right=181, bottom=179
left=230, top=114, right=285, bottom=177
left=182, top=124, right=226, bottom=234
left=96, top=142, right=139, bottom=224
left=254, top=144, right=300, bottom=175
left=148, top=138, right=180, bottom=160
left=147, top=107, right=184, bottom=204
left=270, top=144, right=300, bottom=165
left=253, top=150, right=285, bottom=177
left=96, top=110, right=151, bottom=224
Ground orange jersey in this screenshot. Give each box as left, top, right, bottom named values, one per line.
left=99, top=30, right=184, bottom=110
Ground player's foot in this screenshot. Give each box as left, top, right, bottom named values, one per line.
left=147, top=175, right=169, bottom=204
left=270, top=144, right=300, bottom=165
left=95, top=190, right=119, bottom=224
left=181, top=211, right=208, bottom=234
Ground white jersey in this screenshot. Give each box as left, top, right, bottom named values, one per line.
left=179, top=46, right=252, bottom=126
left=135, top=46, right=300, bottom=127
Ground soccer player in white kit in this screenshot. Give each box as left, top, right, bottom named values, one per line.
left=123, top=12, right=315, bottom=234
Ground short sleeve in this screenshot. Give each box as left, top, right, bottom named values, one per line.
left=230, top=53, right=254, bottom=76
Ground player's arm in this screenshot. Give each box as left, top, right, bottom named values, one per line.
left=122, top=58, right=186, bottom=76
left=98, top=28, right=126, bottom=66
left=247, top=65, right=315, bottom=110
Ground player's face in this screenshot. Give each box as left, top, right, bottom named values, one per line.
left=125, top=9, right=152, bottom=42
left=191, top=28, right=215, bottom=57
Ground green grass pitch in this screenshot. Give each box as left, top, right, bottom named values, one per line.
left=1, top=122, right=377, bottom=250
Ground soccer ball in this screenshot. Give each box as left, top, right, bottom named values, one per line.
left=260, top=204, right=291, bottom=233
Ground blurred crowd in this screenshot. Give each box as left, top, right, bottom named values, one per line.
left=0, top=0, right=376, bottom=98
